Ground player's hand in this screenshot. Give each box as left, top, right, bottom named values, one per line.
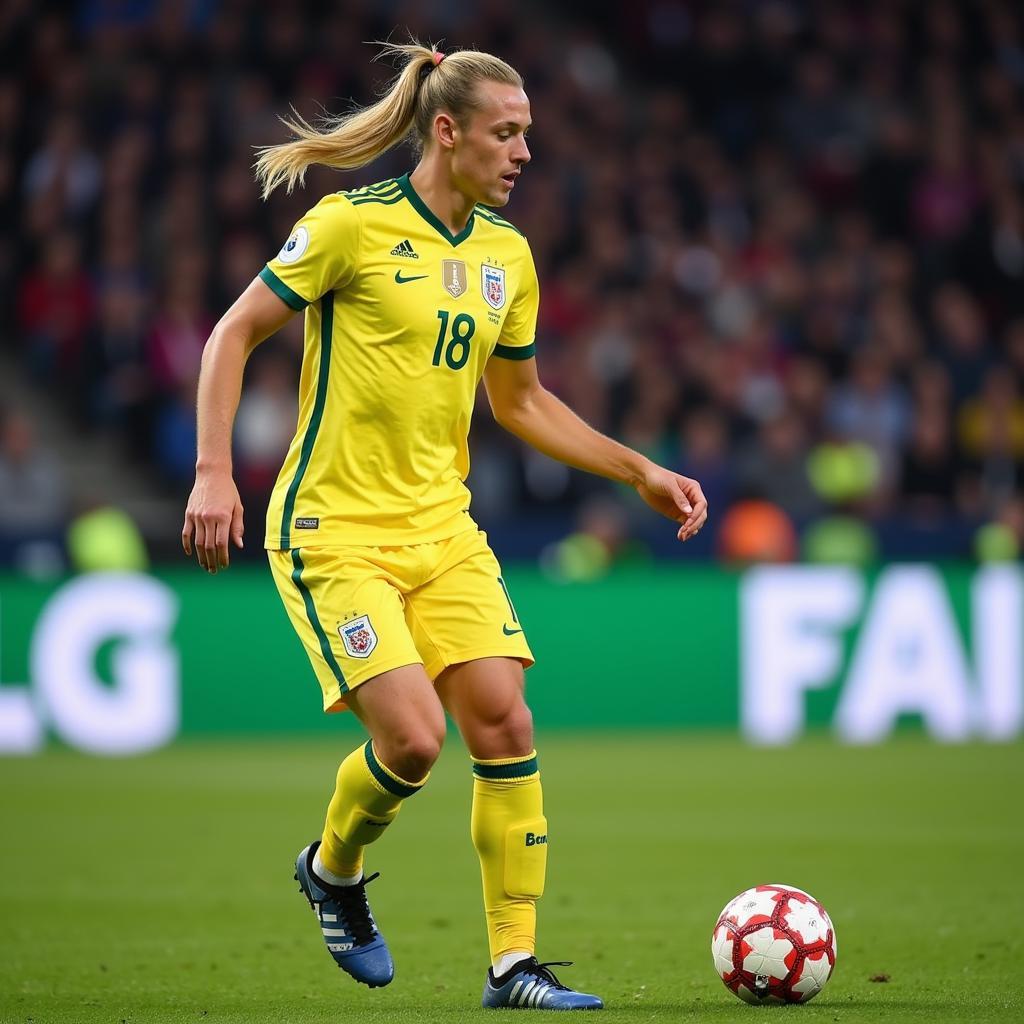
left=635, top=464, right=708, bottom=542
left=181, top=467, right=244, bottom=573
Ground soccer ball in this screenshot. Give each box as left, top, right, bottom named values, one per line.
left=711, top=884, right=837, bottom=1004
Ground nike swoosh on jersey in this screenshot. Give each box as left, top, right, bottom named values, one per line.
left=502, top=624, right=523, bottom=636
left=395, top=271, right=428, bottom=284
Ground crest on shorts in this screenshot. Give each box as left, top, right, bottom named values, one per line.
left=481, top=264, right=506, bottom=309
left=339, top=615, right=377, bottom=659
left=442, top=259, right=467, bottom=298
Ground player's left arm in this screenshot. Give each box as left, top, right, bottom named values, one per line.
left=483, top=355, right=708, bottom=541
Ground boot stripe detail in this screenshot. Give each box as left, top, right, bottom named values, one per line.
left=484, top=961, right=601, bottom=1010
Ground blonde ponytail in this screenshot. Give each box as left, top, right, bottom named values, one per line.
left=254, top=40, right=523, bottom=199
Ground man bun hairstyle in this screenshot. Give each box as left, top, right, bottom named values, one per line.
left=254, top=39, right=522, bottom=199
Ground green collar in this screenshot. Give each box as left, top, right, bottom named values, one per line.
left=397, top=173, right=475, bottom=247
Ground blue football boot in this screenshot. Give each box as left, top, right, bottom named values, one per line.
left=482, top=957, right=604, bottom=1010
left=294, top=840, right=394, bottom=988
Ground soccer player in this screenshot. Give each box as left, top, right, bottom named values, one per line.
left=182, top=41, right=707, bottom=1011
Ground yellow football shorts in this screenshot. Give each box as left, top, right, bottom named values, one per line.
left=268, top=529, right=535, bottom=712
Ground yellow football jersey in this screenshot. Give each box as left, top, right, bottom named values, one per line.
left=258, top=174, right=539, bottom=549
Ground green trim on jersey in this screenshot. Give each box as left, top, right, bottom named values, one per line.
left=397, top=173, right=475, bottom=247
left=259, top=265, right=309, bottom=311
left=492, top=341, right=536, bottom=361
left=280, top=293, right=334, bottom=547
left=290, top=549, right=348, bottom=692
left=343, top=178, right=398, bottom=198
left=475, top=207, right=525, bottom=236
left=350, top=191, right=405, bottom=207
left=341, top=179, right=403, bottom=206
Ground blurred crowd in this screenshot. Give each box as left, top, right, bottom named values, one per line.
left=3, top=0, right=1024, bottom=568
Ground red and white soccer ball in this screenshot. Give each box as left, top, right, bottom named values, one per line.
left=711, top=884, right=837, bottom=1004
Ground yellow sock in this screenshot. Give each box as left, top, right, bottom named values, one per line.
left=319, top=739, right=427, bottom=878
left=470, top=751, right=546, bottom=961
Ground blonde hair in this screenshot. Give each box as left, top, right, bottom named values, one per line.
left=254, top=41, right=522, bottom=199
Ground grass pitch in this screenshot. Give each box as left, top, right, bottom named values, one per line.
left=1, top=733, right=1021, bottom=1023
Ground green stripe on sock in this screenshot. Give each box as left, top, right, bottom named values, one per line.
left=472, top=755, right=539, bottom=781
left=363, top=741, right=423, bottom=798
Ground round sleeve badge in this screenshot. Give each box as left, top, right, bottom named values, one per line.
left=277, top=225, right=309, bottom=264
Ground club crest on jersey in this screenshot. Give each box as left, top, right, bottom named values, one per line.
left=339, top=615, right=377, bottom=659
left=442, top=259, right=467, bottom=298
left=481, top=264, right=506, bottom=309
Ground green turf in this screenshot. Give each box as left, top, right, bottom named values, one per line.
left=1, top=733, right=1021, bottom=1023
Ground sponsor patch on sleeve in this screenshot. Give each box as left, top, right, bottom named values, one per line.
left=277, top=225, right=310, bottom=264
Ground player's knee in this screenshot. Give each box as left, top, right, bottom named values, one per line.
left=473, top=700, right=533, bottom=759
left=501, top=701, right=534, bottom=754
left=386, top=728, right=444, bottom=781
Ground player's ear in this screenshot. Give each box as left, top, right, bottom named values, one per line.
left=434, top=111, right=458, bottom=150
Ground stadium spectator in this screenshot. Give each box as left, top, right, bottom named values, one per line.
left=717, top=499, right=798, bottom=564
left=826, top=346, right=911, bottom=482
left=22, top=113, right=101, bottom=221
left=900, top=405, right=959, bottom=521
left=84, top=279, right=152, bottom=453
left=802, top=512, right=879, bottom=566
left=0, top=408, right=67, bottom=573
left=146, top=258, right=213, bottom=400
left=733, top=408, right=822, bottom=524
left=233, top=349, right=298, bottom=537
left=66, top=501, right=148, bottom=573
left=16, top=231, right=94, bottom=393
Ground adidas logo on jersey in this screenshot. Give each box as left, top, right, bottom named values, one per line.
left=390, top=239, right=419, bottom=258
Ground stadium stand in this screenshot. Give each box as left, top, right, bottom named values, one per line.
left=2, top=1, right=1023, bottom=567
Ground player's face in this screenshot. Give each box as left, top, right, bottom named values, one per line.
left=452, top=81, right=531, bottom=207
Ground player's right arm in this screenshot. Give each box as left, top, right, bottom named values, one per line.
left=183, top=194, right=360, bottom=572
left=182, top=276, right=297, bottom=573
